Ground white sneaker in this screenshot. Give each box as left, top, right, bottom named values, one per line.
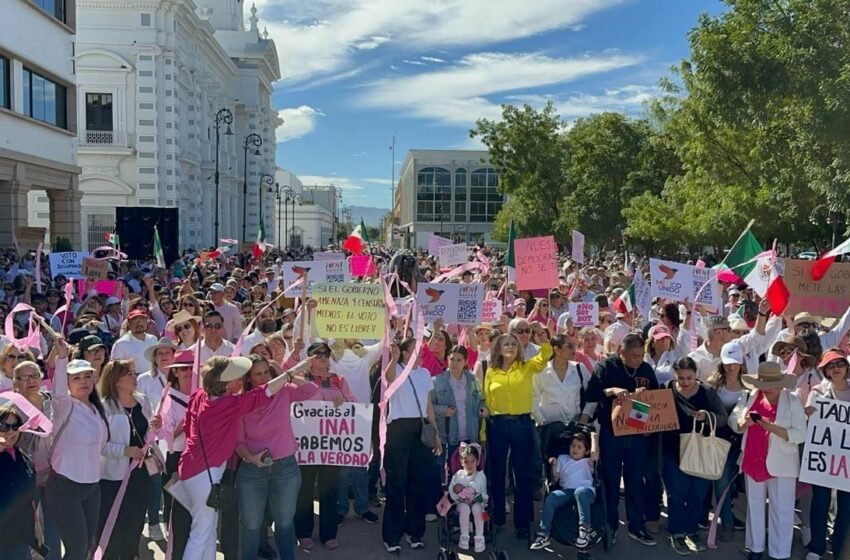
left=425, top=513, right=438, bottom=523
left=805, top=553, right=820, bottom=560
left=473, top=536, right=485, bottom=553
left=505, top=500, right=511, bottom=514
left=148, top=524, right=165, bottom=542
left=458, top=535, right=470, bottom=550
left=801, top=525, right=812, bottom=547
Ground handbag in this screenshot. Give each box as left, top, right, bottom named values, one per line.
left=408, top=376, right=439, bottom=449
left=197, top=416, right=235, bottom=511
left=679, top=413, right=731, bottom=481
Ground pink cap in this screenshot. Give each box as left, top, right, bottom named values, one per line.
left=648, top=324, right=673, bottom=341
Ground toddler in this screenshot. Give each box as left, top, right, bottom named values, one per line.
left=530, top=432, right=596, bottom=551
left=449, top=443, right=488, bottom=553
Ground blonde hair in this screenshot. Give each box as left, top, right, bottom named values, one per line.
left=202, top=356, right=230, bottom=395
left=490, top=333, right=523, bottom=371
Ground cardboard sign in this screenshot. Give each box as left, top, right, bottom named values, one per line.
left=82, top=257, right=109, bottom=280
left=416, top=283, right=483, bottom=325
left=571, top=230, right=585, bottom=265
left=428, top=234, right=452, bottom=255
left=612, top=389, right=680, bottom=436
left=481, top=299, right=503, bottom=323
left=514, top=236, right=558, bottom=291
left=634, top=272, right=652, bottom=320
left=76, top=279, right=121, bottom=298
left=48, top=251, right=90, bottom=279
left=292, top=401, right=374, bottom=466
left=650, top=258, right=721, bottom=312
left=438, top=243, right=469, bottom=267
left=282, top=260, right=351, bottom=296
left=15, top=227, right=46, bottom=252
left=799, top=398, right=850, bottom=492
left=314, top=251, right=346, bottom=262
left=569, top=301, right=599, bottom=327
left=349, top=255, right=376, bottom=277
left=784, top=259, right=850, bottom=318
left=313, top=282, right=385, bottom=339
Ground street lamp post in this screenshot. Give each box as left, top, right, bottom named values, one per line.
left=241, top=133, right=263, bottom=242
left=213, top=108, right=233, bottom=246
left=282, top=186, right=295, bottom=250
left=289, top=193, right=302, bottom=248
left=274, top=184, right=282, bottom=247
left=259, top=173, right=275, bottom=232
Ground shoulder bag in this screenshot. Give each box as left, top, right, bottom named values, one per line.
left=197, top=415, right=235, bottom=511
left=679, top=412, right=730, bottom=481
left=408, top=375, right=439, bottom=449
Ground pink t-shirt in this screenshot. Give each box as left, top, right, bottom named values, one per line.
left=741, top=393, right=777, bottom=483
left=236, top=381, right=318, bottom=460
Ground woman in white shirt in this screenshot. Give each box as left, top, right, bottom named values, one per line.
left=97, top=359, right=162, bottom=560
left=533, top=334, right=594, bottom=428
left=45, top=339, right=110, bottom=560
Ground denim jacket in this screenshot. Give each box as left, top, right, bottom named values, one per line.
left=431, top=370, right=483, bottom=445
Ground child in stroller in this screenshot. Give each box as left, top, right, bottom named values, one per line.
left=530, top=429, right=599, bottom=551
left=448, top=444, right=488, bottom=552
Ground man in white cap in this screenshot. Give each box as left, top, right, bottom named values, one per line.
left=603, top=310, right=632, bottom=355
left=210, top=282, right=243, bottom=342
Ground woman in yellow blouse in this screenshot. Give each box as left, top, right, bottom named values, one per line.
left=483, top=323, right=552, bottom=539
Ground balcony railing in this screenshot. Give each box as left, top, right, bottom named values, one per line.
left=81, top=129, right=127, bottom=146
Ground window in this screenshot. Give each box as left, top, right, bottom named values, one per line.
left=0, top=55, right=8, bottom=109
left=23, top=68, right=67, bottom=128
left=470, top=168, right=503, bottom=222
left=416, top=167, right=450, bottom=222
left=141, top=13, right=151, bottom=26
left=454, top=168, right=467, bottom=220
left=32, top=0, right=65, bottom=22
left=87, top=213, right=114, bottom=251
left=85, top=93, right=113, bottom=142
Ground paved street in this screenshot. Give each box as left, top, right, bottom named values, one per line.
left=139, top=497, right=812, bottom=560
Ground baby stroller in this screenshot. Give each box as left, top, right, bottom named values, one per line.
left=541, top=421, right=612, bottom=555
left=436, top=445, right=510, bottom=560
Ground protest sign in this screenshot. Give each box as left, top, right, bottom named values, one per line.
left=438, top=243, right=469, bottom=267
left=48, top=251, right=89, bottom=279
left=393, top=296, right=414, bottom=319
left=313, top=282, right=385, bottom=339
left=799, top=398, right=850, bottom=492
left=76, top=279, right=121, bottom=298
left=569, top=302, right=599, bottom=327
left=292, top=401, right=374, bottom=466
left=612, top=389, right=680, bottom=436
left=349, top=255, right=376, bottom=277
left=15, top=227, right=46, bottom=252
left=428, top=234, right=452, bottom=255
left=481, top=299, right=503, bottom=323
left=313, top=251, right=346, bottom=262
left=416, top=283, right=483, bottom=325
left=82, top=257, right=109, bottom=280
left=634, top=271, right=652, bottom=320
left=692, top=265, right=722, bottom=313
left=282, top=260, right=351, bottom=295
left=784, top=259, right=850, bottom=317
left=571, top=230, right=585, bottom=265
left=514, top=236, right=558, bottom=291
left=650, top=258, right=721, bottom=311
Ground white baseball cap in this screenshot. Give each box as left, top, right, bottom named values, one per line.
left=720, top=342, right=744, bottom=365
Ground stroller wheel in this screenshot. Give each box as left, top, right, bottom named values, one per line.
left=488, top=551, right=498, bottom=560
left=437, top=551, right=448, bottom=560
left=447, top=552, right=459, bottom=560
left=497, top=551, right=510, bottom=560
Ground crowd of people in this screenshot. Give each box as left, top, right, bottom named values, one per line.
left=0, top=242, right=848, bottom=560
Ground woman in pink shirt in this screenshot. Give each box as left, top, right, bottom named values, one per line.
left=420, top=319, right=450, bottom=377
left=294, top=342, right=357, bottom=550
left=178, top=354, right=313, bottom=560
left=234, top=354, right=317, bottom=560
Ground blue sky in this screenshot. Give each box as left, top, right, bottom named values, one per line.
left=257, top=0, right=725, bottom=210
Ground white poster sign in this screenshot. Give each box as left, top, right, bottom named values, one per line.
left=48, top=251, right=90, bottom=280
left=292, top=401, right=374, bottom=467
left=415, top=283, right=483, bottom=325
left=799, top=398, right=850, bottom=492
left=282, top=260, right=351, bottom=295
left=438, top=243, right=469, bottom=267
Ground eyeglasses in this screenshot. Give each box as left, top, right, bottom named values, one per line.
left=513, top=328, right=531, bottom=334
left=182, top=302, right=195, bottom=308
left=5, top=354, right=28, bottom=361
left=778, top=346, right=795, bottom=356
left=204, top=323, right=223, bottom=330
left=14, top=373, right=40, bottom=382
left=796, top=322, right=815, bottom=329
left=0, top=421, right=22, bottom=432
left=712, top=327, right=731, bottom=333
left=825, top=361, right=848, bottom=370
left=539, top=303, right=549, bottom=308
left=176, top=323, right=194, bottom=332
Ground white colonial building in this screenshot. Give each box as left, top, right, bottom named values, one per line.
left=50, top=0, right=281, bottom=250
left=272, top=168, right=338, bottom=250
left=1, top=0, right=82, bottom=249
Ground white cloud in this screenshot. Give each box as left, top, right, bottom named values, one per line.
left=275, top=105, right=324, bottom=142
left=420, top=56, right=446, bottom=63
left=403, top=59, right=426, bottom=66
left=298, top=175, right=365, bottom=191
left=358, top=51, right=642, bottom=125
left=506, top=85, right=660, bottom=120
left=362, top=177, right=394, bottom=185
left=256, top=0, right=626, bottom=84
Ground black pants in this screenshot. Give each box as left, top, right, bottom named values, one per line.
left=381, top=418, right=430, bottom=546
left=45, top=474, right=100, bottom=560
left=294, top=465, right=340, bottom=543
left=488, top=415, right=535, bottom=530
left=98, top=467, right=150, bottom=560
left=219, top=469, right=239, bottom=560
left=163, top=452, right=191, bottom=560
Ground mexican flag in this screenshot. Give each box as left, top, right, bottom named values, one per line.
left=105, top=231, right=120, bottom=247
left=252, top=220, right=266, bottom=260
left=812, top=236, right=850, bottom=281
left=153, top=226, right=165, bottom=268
left=626, top=400, right=651, bottom=430
left=342, top=219, right=368, bottom=255
left=504, top=219, right=516, bottom=282
left=742, top=251, right=790, bottom=315
left=716, top=227, right=762, bottom=282
left=613, top=283, right=635, bottom=315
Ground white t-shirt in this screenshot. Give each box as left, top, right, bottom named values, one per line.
left=333, top=342, right=383, bottom=403
left=555, top=455, right=594, bottom=491
left=193, top=338, right=236, bottom=363
left=110, top=333, right=158, bottom=373
left=387, top=366, right=433, bottom=423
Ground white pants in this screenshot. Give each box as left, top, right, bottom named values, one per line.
left=457, top=503, right=484, bottom=537
left=745, top=475, right=796, bottom=558
left=183, top=465, right=225, bottom=560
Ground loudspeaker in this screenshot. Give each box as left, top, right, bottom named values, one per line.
left=115, top=207, right=180, bottom=264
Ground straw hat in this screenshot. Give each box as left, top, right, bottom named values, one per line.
left=220, top=357, right=253, bottom=382
left=143, top=337, right=179, bottom=364
left=742, top=361, right=796, bottom=390
left=171, top=309, right=201, bottom=328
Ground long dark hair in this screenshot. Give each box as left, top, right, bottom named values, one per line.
left=398, top=337, right=417, bottom=365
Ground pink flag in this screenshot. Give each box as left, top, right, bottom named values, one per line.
left=5, top=303, right=41, bottom=351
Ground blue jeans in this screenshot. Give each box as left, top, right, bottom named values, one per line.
left=599, top=430, right=650, bottom=533
left=236, top=456, right=302, bottom=560
left=713, top=445, right=740, bottom=525
left=809, top=485, right=850, bottom=557
left=147, top=472, right=163, bottom=525
left=662, top=455, right=710, bottom=536
left=337, top=466, right=369, bottom=516
left=537, top=487, right=595, bottom=537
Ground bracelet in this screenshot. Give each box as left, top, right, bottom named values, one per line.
left=758, top=312, right=768, bottom=317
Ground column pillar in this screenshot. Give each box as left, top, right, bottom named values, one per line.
left=47, top=177, right=83, bottom=250
left=0, top=177, right=31, bottom=249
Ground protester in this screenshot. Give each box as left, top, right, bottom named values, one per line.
left=432, top=345, right=485, bottom=454
left=111, top=310, right=157, bottom=373
left=194, top=311, right=235, bottom=362
left=172, top=310, right=201, bottom=349
left=77, top=335, right=109, bottom=382
left=729, top=361, right=807, bottom=560
left=0, top=402, right=36, bottom=560
left=0, top=346, right=35, bottom=391
left=532, top=334, right=594, bottom=427
left=209, top=284, right=242, bottom=342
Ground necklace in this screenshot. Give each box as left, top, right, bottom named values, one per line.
left=624, top=363, right=637, bottom=378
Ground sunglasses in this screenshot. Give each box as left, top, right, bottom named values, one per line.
left=0, top=421, right=22, bottom=432
left=796, top=322, right=815, bottom=329
left=204, top=323, right=223, bottom=330
left=540, top=303, right=549, bottom=307
left=182, top=303, right=195, bottom=308
left=176, top=323, right=194, bottom=332
left=5, top=354, right=29, bottom=361
left=825, top=361, right=848, bottom=370
left=513, top=328, right=531, bottom=334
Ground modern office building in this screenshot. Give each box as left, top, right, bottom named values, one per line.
left=0, top=0, right=82, bottom=249
left=393, top=149, right=504, bottom=249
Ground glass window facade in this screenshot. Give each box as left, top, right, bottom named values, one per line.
left=0, top=56, right=8, bottom=110
left=32, top=0, right=65, bottom=22
left=23, top=67, right=67, bottom=128
left=416, top=165, right=503, bottom=223
left=469, top=167, right=503, bottom=222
